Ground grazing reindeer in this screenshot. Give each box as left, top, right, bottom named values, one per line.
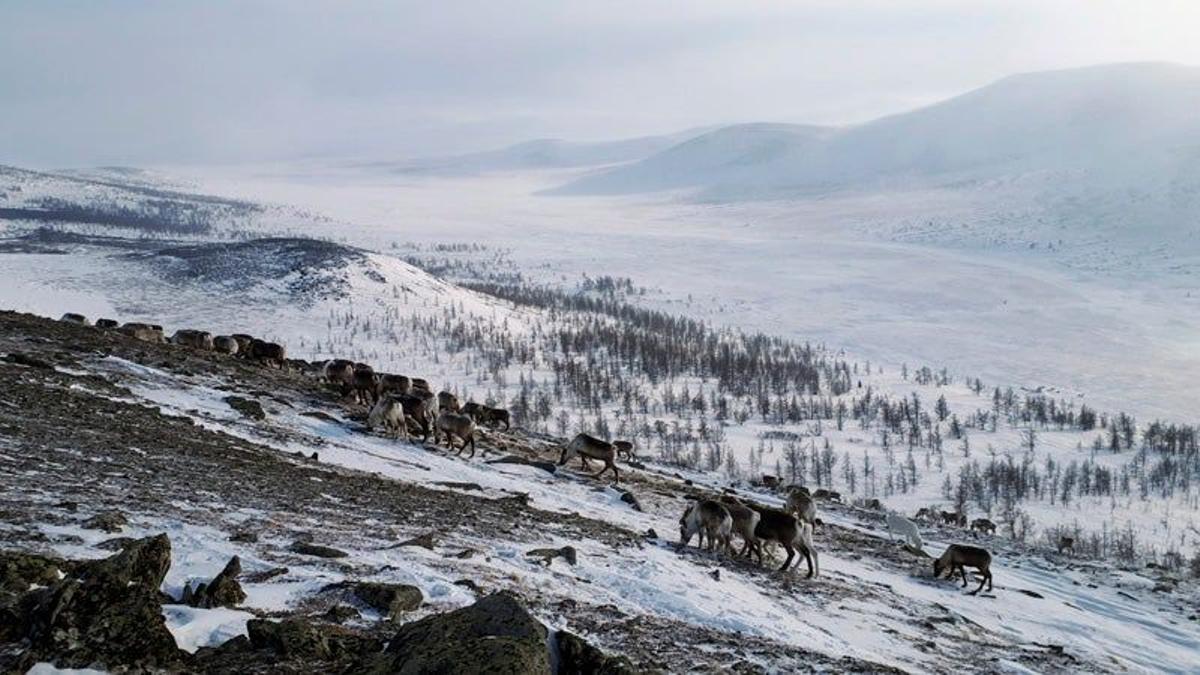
left=1058, top=536, right=1075, bottom=556
left=786, top=487, right=818, bottom=530
left=95, top=318, right=119, bottom=329
left=970, top=518, right=997, bottom=535
left=886, top=512, right=924, bottom=550
left=59, top=313, right=90, bottom=326
left=118, top=322, right=164, bottom=343
left=247, top=339, right=286, bottom=367
left=435, top=411, right=477, bottom=457
left=717, top=496, right=761, bottom=558
left=933, top=544, right=993, bottom=595
left=171, top=329, right=215, bottom=350
left=613, top=440, right=635, bottom=460
left=463, top=402, right=511, bottom=430
left=212, top=335, right=239, bottom=355
left=410, top=378, right=431, bottom=392
left=941, top=510, right=967, bottom=527
left=397, top=391, right=437, bottom=442
left=558, top=433, right=619, bottom=483
left=230, top=334, right=255, bottom=354
left=352, top=365, right=380, bottom=405
left=679, top=500, right=732, bottom=553
left=437, top=391, right=461, bottom=413
left=914, top=507, right=937, bottom=524
left=377, top=373, right=411, bottom=398
left=367, top=396, right=408, bottom=441
left=747, top=505, right=817, bottom=577
left=323, top=359, right=355, bottom=394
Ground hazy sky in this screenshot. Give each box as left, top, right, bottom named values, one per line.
left=3, top=1, right=1200, bottom=167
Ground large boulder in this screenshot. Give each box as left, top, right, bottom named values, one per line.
left=346, top=582, right=423, bottom=620
left=182, top=555, right=247, bottom=608
left=367, top=591, right=550, bottom=674
left=555, top=630, right=639, bottom=674
left=246, top=617, right=379, bottom=660
left=6, top=534, right=184, bottom=671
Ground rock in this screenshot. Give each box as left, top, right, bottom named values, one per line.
left=310, top=452, right=319, bottom=461
left=448, top=549, right=477, bottom=560
left=243, top=566, right=289, bottom=583
left=710, top=569, right=721, bottom=581
left=224, top=395, right=266, bottom=421
left=396, top=532, right=438, bottom=550
left=300, top=410, right=341, bottom=423
left=323, top=604, right=361, bottom=624
left=644, top=529, right=659, bottom=540
left=526, top=546, right=577, bottom=567
left=2, top=352, right=54, bottom=370
left=54, top=500, right=79, bottom=512
left=367, top=591, right=550, bottom=674
left=555, top=630, right=638, bottom=675
left=349, top=582, right=423, bottom=619
left=81, top=510, right=127, bottom=533
left=247, top=617, right=378, bottom=660
left=96, top=536, right=135, bottom=551
left=185, top=556, right=246, bottom=608
left=619, top=490, right=643, bottom=512
left=486, top=455, right=558, bottom=474
left=229, top=529, right=259, bottom=543
left=0, top=551, right=66, bottom=597
left=290, top=542, right=349, bottom=559
left=434, top=481, right=484, bottom=491
left=453, top=579, right=481, bottom=593
left=11, top=534, right=183, bottom=670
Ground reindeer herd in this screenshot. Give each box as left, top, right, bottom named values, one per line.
left=55, top=310, right=1068, bottom=598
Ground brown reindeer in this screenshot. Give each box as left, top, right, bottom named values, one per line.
left=212, top=335, right=239, bottom=355
left=717, top=496, right=761, bottom=558
left=435, top=411, right=477, bottom=457
left=1057, top=536, right=1075, bottom=556
left=747, top=504, right=818, bottom=578
left=558, top=433, right=619, bottom=483
left=613, top=440, right=635, bottom=461
left=970, top=518, right=997, bottom=535
left=934, top=544, right=993, bottom=595
left=679, top=500, right=732, bottom=553
left=437, top=391, right=461, bottom=413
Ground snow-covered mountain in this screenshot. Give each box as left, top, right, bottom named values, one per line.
left=372, top=127, right=716, bottom=176
left=555, top=62, right=1200, bottom=200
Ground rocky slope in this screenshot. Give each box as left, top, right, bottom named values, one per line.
left=1, top=311, right=1195, bottom=673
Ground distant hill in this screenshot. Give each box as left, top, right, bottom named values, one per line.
left=552, top=62, right=1200, bottom=200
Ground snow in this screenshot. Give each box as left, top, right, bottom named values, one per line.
left=161, top=605, right=254, bottom=653
left=25, top=665, right=107, bottom=675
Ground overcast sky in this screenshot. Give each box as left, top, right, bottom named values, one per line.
left=3, top=1, right=1200, bottom=167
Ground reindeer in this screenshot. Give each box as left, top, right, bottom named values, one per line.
left=717, top=496, right=761, bottom=558
left=786, top=487, right=818, bottom=531
left=230, top=334, right=255, bottom=354
left=940, top=510, right=967, bottom=527
left=410, top=378, right=431, bottom=392
left=351, top=365, right=380, bottom=405
left=933, top=544, right=993, bottom=595
left=1058, top=536, right=1075, bottom=556
left=367, top=396, right=408, bottom=441
left=435, top=411, right=477, bottom=457
left=747, top=504, right=818, bottom=578
left=377, top=373, right=411, bottom=398
left=59, top=313, right=90, bottom=326
left=212, top=335, right=239, bottom=355
left=171, top=329, right=215, bottom=350
left=95, top=318, right=118, bottom=329
left=463, top=402, right=511, bottom=430
left=914, top=507, right=938, bottom=524
left=558, top=433, right=619, bottom=483
left=437, top=391, right=461, bottom=413
left=397, top=390, right=437, bottom=442
left=886, top=512, right=923, bottom=550
left=118, top=322, right=164, bottom=343
left=613, top=440, right=635, bottom=461
left=678, top=500, right=732, bottom=553
left=970, top=518, right=997, bottom=535
left=247, top=339, right=286, bottom=367
left=323, top=359, right=355, bottom=395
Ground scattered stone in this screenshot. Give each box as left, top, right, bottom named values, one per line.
left=96, top=536, right=135, bottom=551
left=343, top=582, right=424, bottom=619
left=323, top=604, right=361, bottom=624
left=486, top=455, right=558, bottom=474
left=555, top=630, right=639, bottom=675
left=449, top=548, right=477, bottom=560
left=247, top=617, right=378, bottom=660
left=290, top=542, right=349, bottom=559
left=1014, top=588, right=1045, bottom=599
left=224, top=395, right=266, bottom=421
left=310, top=452, right=319, bottom=461
left=82, top=510, right=127, bottom=533
left=395, top=532, right=437, bottom=550
left=710, top=569, right=721, bottom=581
left=2, top=351, right=54, bottom=370
left=453, top=579, right=480, bottom=593
left=243, top=566, right=289, bottom=584
left=644, top=528, right=659, bottom=540
left=0, top=551, right=65, bottom=598
left=526, top=546, right=577, bottom=567
left=434, top=481, right=484, bottom=491
left=184, top=555, right=246, bottom=608
left=229, top=529, right=259, bottom=543
left=367, top=591, right=549, bottom=674
left=54, top=500, right=78, bottom=512
left=300, top=410, right=340, bottom=423
left=619, top=489, right=643, bottom=512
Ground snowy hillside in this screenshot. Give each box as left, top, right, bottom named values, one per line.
left=557, top=62, right=1200, bottom=198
